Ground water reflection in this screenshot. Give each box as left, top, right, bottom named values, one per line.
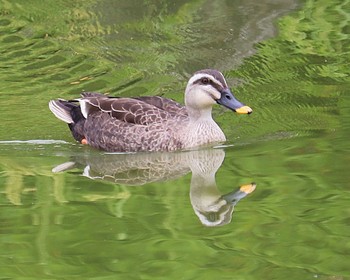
left=53, top=148, right=256, bottom=227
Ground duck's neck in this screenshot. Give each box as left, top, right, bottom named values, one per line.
left=187, top=106, right=213, bottom=122
left=182, top=107, right=226, bottom=148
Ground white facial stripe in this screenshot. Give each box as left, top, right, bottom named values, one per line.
left=188, top=73, right=226, bottom=89
left=216, top=71, right=228, bottom=88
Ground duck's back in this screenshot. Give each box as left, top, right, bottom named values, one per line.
left=80, top=92, right=187, bottom=124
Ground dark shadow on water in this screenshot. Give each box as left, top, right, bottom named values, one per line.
left=53, top=148, right=256, bottom=227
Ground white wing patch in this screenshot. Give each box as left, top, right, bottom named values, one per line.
left=79, top=99, right=90, bottom=119
left=48, top=100, right=74, bottom=124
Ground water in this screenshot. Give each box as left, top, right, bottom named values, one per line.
left=0, top=0, right=349, bottom=279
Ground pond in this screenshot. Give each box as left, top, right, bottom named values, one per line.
left=0, top=0, right=349, bottom=279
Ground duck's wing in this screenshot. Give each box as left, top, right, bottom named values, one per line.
left=135, top=96, right=188, bottom=118
left=80, top=92, right=186, bottom=125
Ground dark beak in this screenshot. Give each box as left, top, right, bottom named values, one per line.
left=216, top=88, right=252, bottom=114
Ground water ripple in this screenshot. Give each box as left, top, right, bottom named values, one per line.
left=0, top=139, right=68, bottom=145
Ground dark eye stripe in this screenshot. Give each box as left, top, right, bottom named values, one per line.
left=201, top=78, right=210, bottom=84
left=193, top=77, right=211, bottom=85
left=193, top=77, right=224, bottom=92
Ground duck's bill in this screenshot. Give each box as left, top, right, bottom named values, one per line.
left=221, top=182, right=257, bottom=205
left=217, top=89, right=252, bottom=114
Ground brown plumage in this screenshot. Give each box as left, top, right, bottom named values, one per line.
left=49, top=69, right=252, bottom=152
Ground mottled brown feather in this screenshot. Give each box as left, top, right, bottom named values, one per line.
left=82, top=93, right=187, bottom=126
left=135, top=96, right=188, bottom=117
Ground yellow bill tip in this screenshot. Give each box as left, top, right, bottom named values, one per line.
left=235, top=106, right=253, bottom=114
left=239, top=183, right=256, bottom=194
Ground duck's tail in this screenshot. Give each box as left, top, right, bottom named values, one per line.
left=49, top=99, right=86, bottom=143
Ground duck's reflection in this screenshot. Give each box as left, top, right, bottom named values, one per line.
left=53, top=148, right=256, bottom=227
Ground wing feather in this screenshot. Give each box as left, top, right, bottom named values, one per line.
left=79, top=93, right=188, bottom=125
left=136, top=96, right=188, bottom=117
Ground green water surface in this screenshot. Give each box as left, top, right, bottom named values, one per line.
left=0, top=0, right=349, bottom=279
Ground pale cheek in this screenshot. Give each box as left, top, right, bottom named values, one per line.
left=210, top=90, right=221, bottom=100
left=203, top=94, right=217, bottom=106
left=186, top=92, right=208, bottom=107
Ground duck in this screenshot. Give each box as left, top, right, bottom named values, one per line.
left=49, top=69, right=252, bottom=152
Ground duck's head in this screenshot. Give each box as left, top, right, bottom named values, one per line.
left=185, top=69, right=252, bottom=114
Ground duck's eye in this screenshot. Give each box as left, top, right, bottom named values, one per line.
left=201, top=78, right=210, bottom=85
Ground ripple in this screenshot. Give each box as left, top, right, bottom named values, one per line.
left=0, top=139, right=68, bottom=145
